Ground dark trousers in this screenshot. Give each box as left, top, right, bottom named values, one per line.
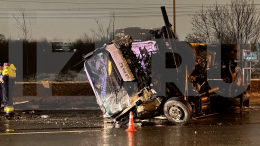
left=0, top=84, right=2, bottom=107
left=2, top=76, right=14, bottom=107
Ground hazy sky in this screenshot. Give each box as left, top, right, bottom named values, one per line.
left=0, top=0, right=259, bottom=41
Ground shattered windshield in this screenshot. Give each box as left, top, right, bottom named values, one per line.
left=85, top=50, right=130, bottom=115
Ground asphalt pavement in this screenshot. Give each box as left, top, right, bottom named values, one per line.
left=1, top=105, right=260, bottom=146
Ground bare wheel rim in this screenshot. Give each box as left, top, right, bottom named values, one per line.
left=169, top=106, right=184, bottom=120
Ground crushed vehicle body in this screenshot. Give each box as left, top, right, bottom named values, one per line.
left=84, top=6, right=251, bottom=126
left=84, top=37, right=161, bottom=121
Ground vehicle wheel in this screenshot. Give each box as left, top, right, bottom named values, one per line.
left=169, top=97, right=193, bottom=117
left=167, top=97, right=192, bottom=116
left=163, top=98, right=192, bottom=125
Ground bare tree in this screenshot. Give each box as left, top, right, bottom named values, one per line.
left=185, top=0, right=260, bottom=44
left=12, top=7, right=31, bottom=81
left=91, top=12, right=115, bottom=42
left=12, top=8, right=31, bottom=41
left=185, top=31, right=209, bottom=43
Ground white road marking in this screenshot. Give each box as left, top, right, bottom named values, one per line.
left=0, top=129, right=101, bottom=135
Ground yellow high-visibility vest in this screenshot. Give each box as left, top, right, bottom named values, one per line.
left=9, top=64, right=16, bottom=78
left=2, top=64, right=16, bottom=78
left=2, top=66, right=8, bottom=76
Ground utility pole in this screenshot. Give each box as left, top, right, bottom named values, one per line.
left=173, top=0, right=176, bottom=35
left=113, top=12, right=115, bottom=40
left=107, top=28, right=109, bottom=42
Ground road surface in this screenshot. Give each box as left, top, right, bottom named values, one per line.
left=1, top=105, right=260, bottom=146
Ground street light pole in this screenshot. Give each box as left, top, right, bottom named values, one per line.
left=173, top=0, right=176, bottom=35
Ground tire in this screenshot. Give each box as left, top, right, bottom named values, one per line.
left=183, top=100, right=193, bottom=117
left=167, top=97, right=182, bottom=101
left=163, top=98, right=192, bottom=125
left=167, top=97, right=192, bottom=116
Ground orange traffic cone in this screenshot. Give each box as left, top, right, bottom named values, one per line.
left=126, top=111, right=137, bottom=132
left=127, top=130, right=135, bottom=146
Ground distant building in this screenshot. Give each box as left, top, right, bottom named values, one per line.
left=245, top=52, right=257, bottom=61
left=52, top=42, right=74, bottom=52
left=115, top=27, right=153, bottom=42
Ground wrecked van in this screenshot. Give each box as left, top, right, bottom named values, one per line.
left=83, top=7, right=250, bottom=126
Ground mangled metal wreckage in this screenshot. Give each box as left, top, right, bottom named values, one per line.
left=84, top=7, right=251, bottom=126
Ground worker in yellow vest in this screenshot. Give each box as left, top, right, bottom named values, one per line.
left=1, top=62, right=16, bottom=116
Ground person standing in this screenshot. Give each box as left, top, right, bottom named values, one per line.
left=0, top=66, right=3, bottom=112
left=1, top=63, right=16, bottom=116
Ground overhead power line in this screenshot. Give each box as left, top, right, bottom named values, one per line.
left=0, top=4, right=260, bottom=11
left=0, top=0, right=173, bottom=5
left=0, top=0, right=260, bottom=6
left=0, top=14, right=197, bottom=19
